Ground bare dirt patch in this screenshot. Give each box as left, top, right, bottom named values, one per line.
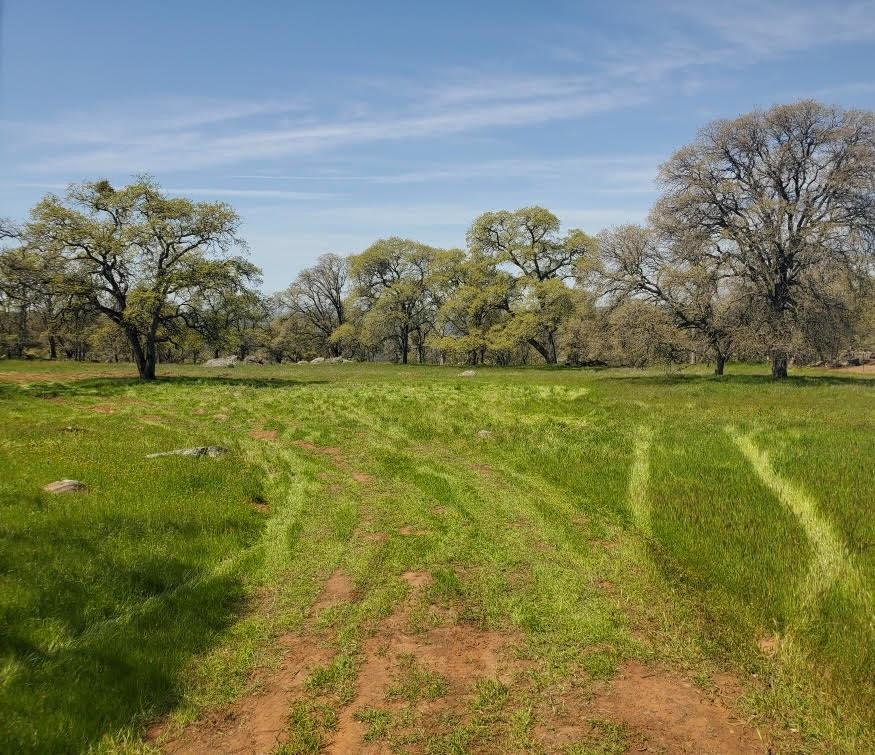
left=757, top=634, right=779, bottom=655
left=398, top=525, right=430, bottom=536
left=250, top=428, right=279, bottom=441
left=311, top=569, right=356, bottom=612
left=401, top=571, right=431, bottom=588
left=92, top=404, right=116, bottom=414
left=592, top=661, right=766, bottom=753
left=328, top=611, right=521, bottom=753
left=249, top=496, right=270, bottom=512
left=155, top=634, right=332, bottom=755
left=361, top=531, right=388, bottom=544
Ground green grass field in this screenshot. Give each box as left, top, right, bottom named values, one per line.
left=0, top=360, right=872, bottom=753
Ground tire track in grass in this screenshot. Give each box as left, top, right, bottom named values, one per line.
left=727, top=427, right=868, bottom=615
left=628, top=425, right=654, bottom=532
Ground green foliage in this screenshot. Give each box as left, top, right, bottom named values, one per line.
left=17, top=177, right=261, bottom=377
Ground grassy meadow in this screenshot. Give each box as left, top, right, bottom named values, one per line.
left=0, top=359, right=872, bottom=753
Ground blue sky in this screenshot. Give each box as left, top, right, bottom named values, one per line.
left=2, top=1, right=874, bottom=289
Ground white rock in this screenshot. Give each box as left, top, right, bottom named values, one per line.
left=146, top=446, right=229, bottom=459
left=204, top=356, right=238, bottom=368
left=43, top=479, right=87, bottom=493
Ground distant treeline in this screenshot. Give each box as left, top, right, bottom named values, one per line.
left=2, top=100, right=873, bottom=379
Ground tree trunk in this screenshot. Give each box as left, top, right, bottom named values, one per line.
left=49, top=335, right=57, bottom=360
left=126, top=326, right=157, bottom=380
left=771, top=352, right=788, bottom=379
left=400, top=333, right=409, bottom=364
left=715, top=353, right=725, bottom=376
left=528, top=338, right=555, bottom=364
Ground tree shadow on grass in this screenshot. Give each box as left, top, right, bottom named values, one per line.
left=0, top=562, right=249, bottom=753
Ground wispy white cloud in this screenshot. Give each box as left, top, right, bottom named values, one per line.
left=231, top=154, right=662, bottom=186
left=676, top=0, right=875, bottom=56
left=20, top=85, right=650, bottom=175
left=165, top=187, right=337, bottom=200
left=14, top=2, right=873, bottom=178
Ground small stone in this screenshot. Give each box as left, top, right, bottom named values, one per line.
left=477, top=429, right=492, bottom=439
left=43, top=479, right=87, bottom=493
left=310, top=357, right=326, bottom=364
left=146, top=446, right=229, bottom=459
left=459, top=369, right=476, bottom=377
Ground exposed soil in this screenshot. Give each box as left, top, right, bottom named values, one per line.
left=155, top=634, right=332, bottom=755
left=249, top=429, right=279, bottom=441
left=92, top=404, right=116, bottom=414
left=361, top=531, right=388, bottom=543
left=592, top=661, right=767, bottom=753
left=152, top=577, right=768, bottom=755
left=758, top=634, right=779, bottom=654
left=311, top=569, right=356, bottom=612
left=401, top=570, right=431, bottom=588
left=398, top=525, right=430, bottom=536
left=328, top=613, right=519, bottom=753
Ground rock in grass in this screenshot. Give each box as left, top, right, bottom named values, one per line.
left=477, top=429, right=492, bottom=439
left=310, top=356, right=326, bottom=364
left=146, top=446, right=229, bottom=459
left=43, top=479, right=87, bottom=493
left=459, top=369, right=476, bottom=377
left=204, top=356, right=238, bottom=368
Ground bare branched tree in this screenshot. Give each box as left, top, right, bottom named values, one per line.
left=654, top=100, right=875, bottom=377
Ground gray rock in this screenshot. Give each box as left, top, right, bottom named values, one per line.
left=459, top=369, right=476, bottom=377
left=243, top=355, right=266, bottom=364
left=329, top=356, right=344, bottom=363
left=43, top=479, right=87, bottom=493
left=146, top=446, right=229, bottom=459
left=477, top=429, right=492, bottom=439
left=204, top=356, right=238, bottom=368
left=297, top=360, right=309, bottom=365
left=310, top=356, right=326, bottom=364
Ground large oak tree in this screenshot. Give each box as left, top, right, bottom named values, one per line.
left=22, top=178, right=259, bottom=379
left=654, top=100, right=875, bottom=378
